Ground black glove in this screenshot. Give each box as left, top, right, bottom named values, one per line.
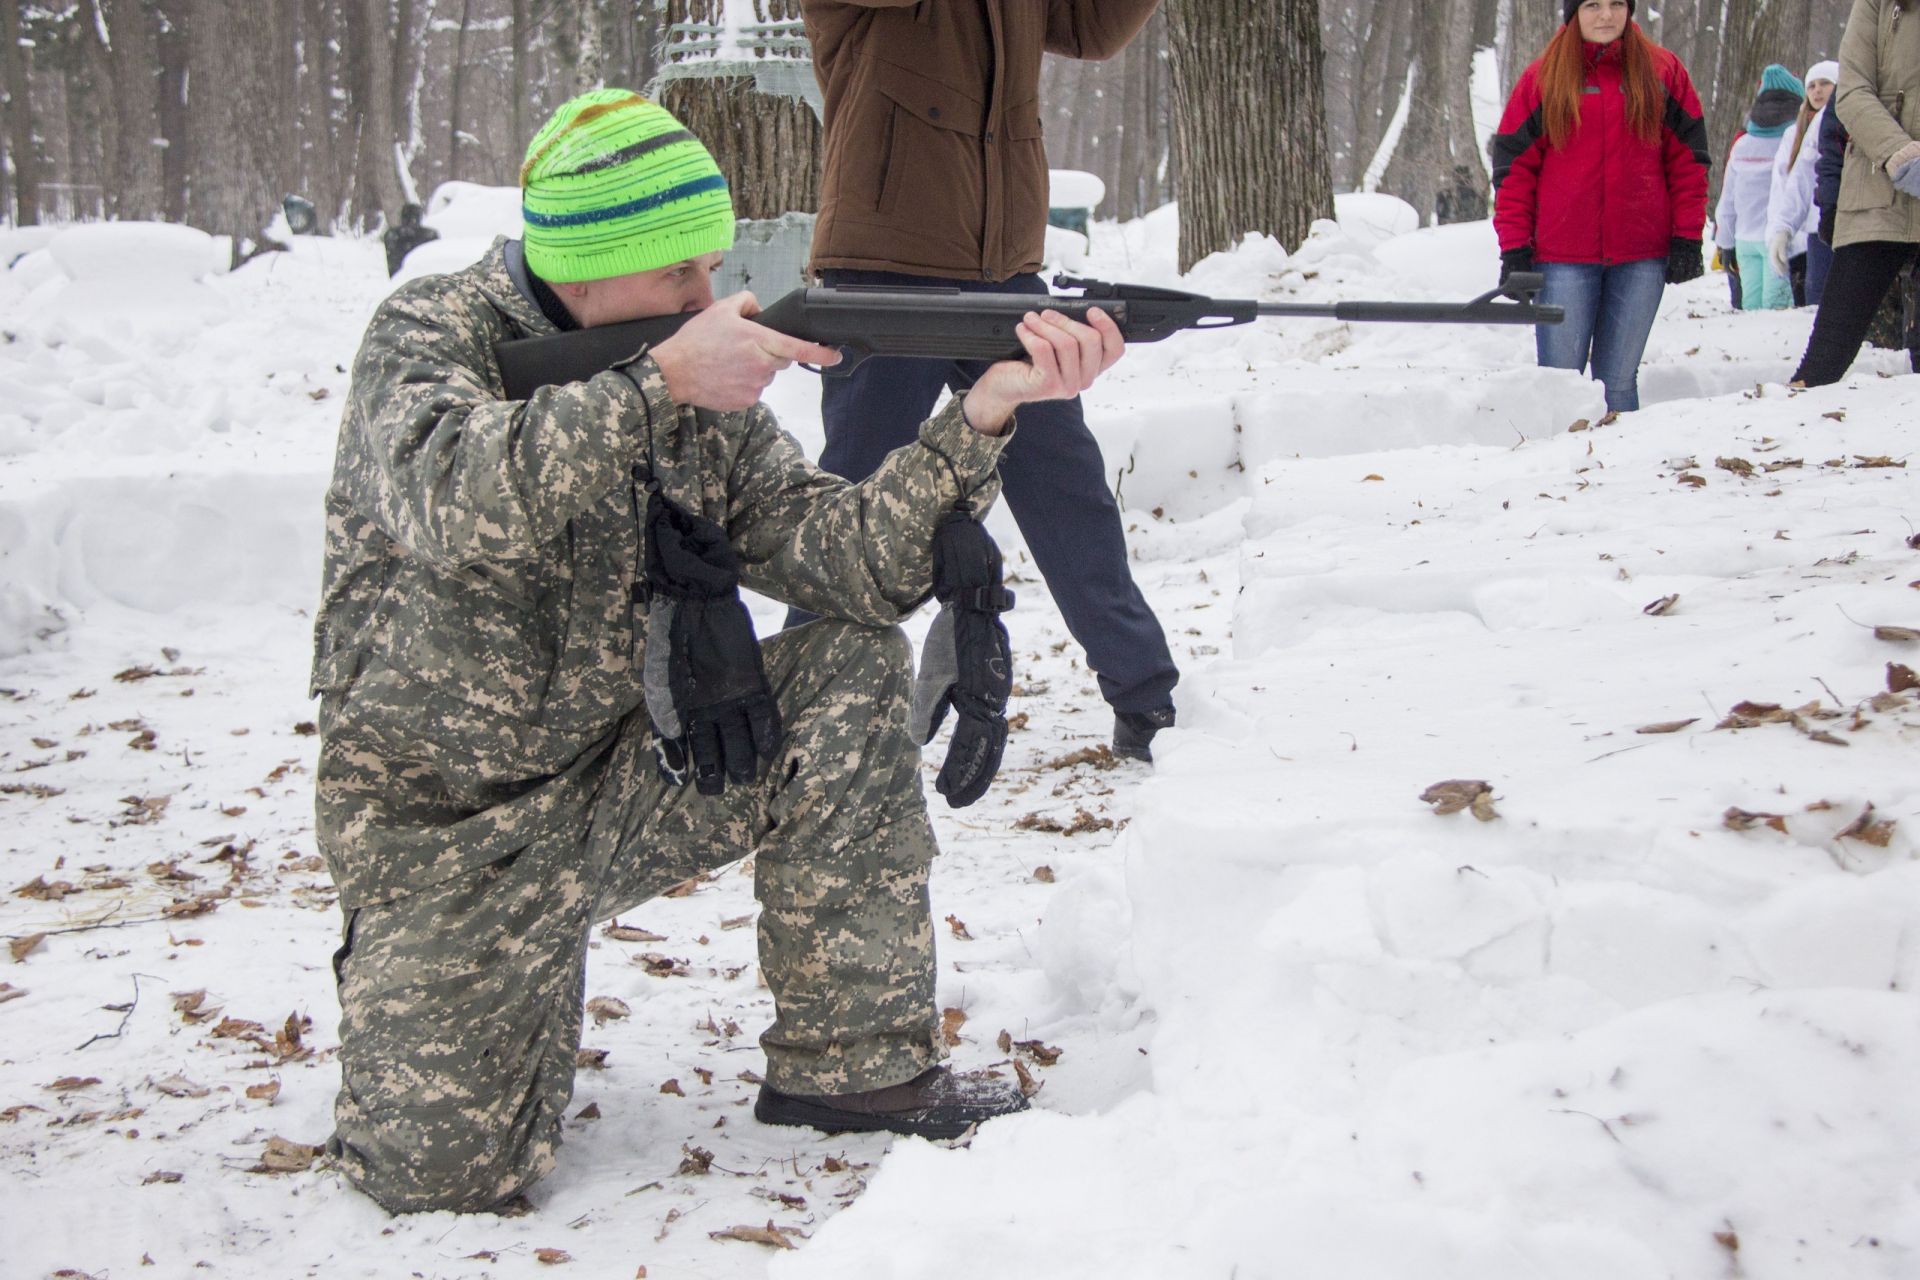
left=1499, top=246, right=1534, bottom=286
left=1818, top=205, right=1837, bottom=247
left=1666, top=237, right=1704, bottom=285
left=638, top=486, right=783, bottom=796
left=908, top=510, right=1014, bottom=808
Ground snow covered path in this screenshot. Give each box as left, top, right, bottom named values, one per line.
left=3, top=211, right=1918, bottom=1279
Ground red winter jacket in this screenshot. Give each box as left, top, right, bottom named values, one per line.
left=1490, top=37, right=1711, bottom=264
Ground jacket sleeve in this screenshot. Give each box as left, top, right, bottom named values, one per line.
left=1489, top=64, right=1547, bottom=254
left=1044, top=0, right=1162, bottom=60
left=340, top=282, right=665, bottom=575
left=1766, top=124, right=1816, bottom=240
left=724, top=399, right=1009, bottom=624
left=1713, top=133, right=1743, bottom=247
left=1816, top=105, right=1848, bottom=212
left=1659, top=56, right=1713, bottom=242
left=1835, top=0, right=1913, bottom=169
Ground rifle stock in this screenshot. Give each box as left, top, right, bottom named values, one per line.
left=494, top=275, right=1564, bottom=402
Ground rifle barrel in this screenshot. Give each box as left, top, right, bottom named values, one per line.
left=1251, top=300, right=1563, bottom=325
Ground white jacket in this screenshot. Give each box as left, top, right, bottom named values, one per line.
left=1714, top=130, right=1788, bottom=248
left=1765, top=108, right=1826, bottom=258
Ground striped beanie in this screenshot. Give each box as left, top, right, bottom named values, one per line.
left=520, top=90, right=734, bottom=284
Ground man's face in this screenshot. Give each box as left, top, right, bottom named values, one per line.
left=560, top=251, right=725, bottom=327
left=1576, top=0, right=1630, bottom=44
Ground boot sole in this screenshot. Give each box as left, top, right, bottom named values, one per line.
left=753, top=1086, right=1022, bottom=1141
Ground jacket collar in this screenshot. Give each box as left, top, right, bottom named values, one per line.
left=470, top=236, right=559, bottom=338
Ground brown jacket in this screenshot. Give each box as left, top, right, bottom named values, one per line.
left=1835, top=0, right=1920, bottom=247
left=802, top=0, right=1161, bottom=281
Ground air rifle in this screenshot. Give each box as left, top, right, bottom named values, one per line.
left=496, top=272, right=1564, bottom=402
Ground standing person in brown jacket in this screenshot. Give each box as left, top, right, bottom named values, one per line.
left=793, top=0, right=1181, bottom=763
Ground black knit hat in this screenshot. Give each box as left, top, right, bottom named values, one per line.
left=1564, top=0, right=1636, bottom=21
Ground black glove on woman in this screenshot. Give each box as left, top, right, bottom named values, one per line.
left=1666, top=237, right=1704, bottom=285
left=1499, top=246, right=1535, bottom=285
left=908, top=510, right=1014, bottom=808
left=639, top=486, right=783, bottom=796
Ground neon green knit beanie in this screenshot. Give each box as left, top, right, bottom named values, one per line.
left=520, top=89, right=734, bottom=284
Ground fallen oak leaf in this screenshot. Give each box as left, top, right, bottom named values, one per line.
left=576, top=1048, right=611, bottom=1070
left=603, top=920, right=667, bottom=943
left=1874, top=625, right=1919, bottom=643
left=709, top=1222, right=799, bottom=1250
left=1013, top=1039, right=1063, bottom=1066
left=251, top=1135, right=323, bottom=1174
left=1714, top=456, right=1755, bottom=477
left=0, top=982, right=26, bottom=1006
left=142, top=1170, right=184, bottom=1185
left=534, top=1248, right=572, bottom=1265
left=1838, top=805, right=1897, bottom=848
left=45, top=1076, right=102, bottom=1092
left=940, top=1007, right=967, bottom=1046
left=1890, top=663, right=1919, bottom=694
left=1635, top=719, right=1698, bottom=735
left=1723, top=807, right=1789, bottom=834
left=945, top=914, right=974, bottom=941
left=246, top=1080, right=281, bottom=1103
left=1852, top=455, right=1905, bottom=469
left=1419, top=780, right=1499, bottom=821
left=13, top=876, right=78, bottom=901
left=150, top=1074, right=211, bottom=1099
left=587, top=996, right=632, bottom=1025
left=1643, top=594, right=1680, bottom=616
left=10, top=932, right=48, bottom=963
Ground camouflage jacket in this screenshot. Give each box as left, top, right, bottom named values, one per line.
left=311, top=239, right=1006, bottom=908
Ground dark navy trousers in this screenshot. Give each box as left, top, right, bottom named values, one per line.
left=791, top=268, right=1177, bottom=714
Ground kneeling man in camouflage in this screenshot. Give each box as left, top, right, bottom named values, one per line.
left=310, top=89, right=1125, bottom=1213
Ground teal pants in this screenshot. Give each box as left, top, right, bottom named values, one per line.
left=1736, top=240, right=1793, bottom=310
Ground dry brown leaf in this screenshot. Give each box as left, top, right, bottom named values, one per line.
left=660, top=1078, right=684, bottom=1097
left=1013, top=1059, right=1042, bottom=1098
left=1033, top=865, right=1056, bottom=883
left=13, top=876, right=78, bottom=901
left=534, top=1248, right=572, bottom=1265
left=577, top=1048, right=611, bottom=1070
left=575, top=1102, right=601, bottom=1121
left=170, top=989, right=220, bottom=1023
left=1723, top=807, right=1789, bottom=834
left=1839, top=806, right=1897, bottom=848
left=1676, top=473, right=1707, bottom=487
left=142, top=1170, right=184, bottom=1185
left=1635, top=719, right=1698, bottom=735
left=9, top=932, right=47, bottom=963
left=1361, top=473, right=1385, bottom=482
left=603, top=920, right=667, bottom=943
left=0, top=983, right=25, bottom=1006
left=151, top=1074, right=210, bottom=1099
left=940, top=1006, right=967, bottom=1046
left=634, top=953, right=688, bottom=977
left=719, top=913, right=755, bottom=930
left=253, top=1136, right=322, bottom=1174
left=1714, top=456, right=1754, bottom=477
left=1, top=1102, right=46, bottom=1121
left=709, top=1222, right=799, bottom=1250
left=1420, top=780, right=1499, bottom=821
left=246, top=1080, right=281, bottom=1104
left=1890, top=663, right=1919, bottom=693
left=945, top=914, right=974, bottom=941
left=1642, top=594, right=1680, bottom=616
left=662, top=877, right=701, bottom=898
left=46, top=1076, right=102, bottom=1092
left=1852, top=455, right=1905, bottom=469
left=1041, top=745, right=1120, bottom=772
left=1013, top=1039, right=1063, bottom=1066
left=1873, top=625, right=1919, bottom=643
left=587, top=996, right=632, bottom=1025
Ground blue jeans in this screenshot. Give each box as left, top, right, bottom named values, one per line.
left=1535, top=258, right=1667, bottom=413
left=785, top=269, right=1179, bottom=714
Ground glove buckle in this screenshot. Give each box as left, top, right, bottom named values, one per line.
left=958, top=585, right=1016, bottom=614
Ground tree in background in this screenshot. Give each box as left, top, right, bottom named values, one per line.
left=1166, top=0, right=1334, bottom=271
left=3, top=0, right=42, bottom=224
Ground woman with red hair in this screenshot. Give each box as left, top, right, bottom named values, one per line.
left=1491, top=0, right=1712, bottom=412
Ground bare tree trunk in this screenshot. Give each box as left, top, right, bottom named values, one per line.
left=576, top=0, right=606, bottom=92
left=1353, top=2, right=1410, bottom=186
left=1445, top=0, right=1488, bottom=195
left=1167, top=0, right=1334, bottom=272
left=1502, top=0, right=1558, bottom=91
left=1706, top=0, right=1800, bottom=207
left=1, top=0, right=39, bottom=224
left=448, top=0, right=475, bottom=183
left=1382, top=0, right=1456, bottom=221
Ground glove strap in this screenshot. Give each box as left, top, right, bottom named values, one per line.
left=955, top=585, right=1016, bottom=613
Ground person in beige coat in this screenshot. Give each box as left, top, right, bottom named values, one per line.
left=1792, top=0, right=1920, bottom=384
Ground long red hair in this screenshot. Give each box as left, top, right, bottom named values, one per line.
left=1537, top=21, right=1664, bottom=150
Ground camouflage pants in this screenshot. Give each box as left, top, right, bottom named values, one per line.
left=327, top=620, right=942, bottom=1214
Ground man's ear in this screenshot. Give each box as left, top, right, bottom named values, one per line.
left=553, top=279, right=590, bottom=301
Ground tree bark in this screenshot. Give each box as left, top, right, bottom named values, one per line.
left=1706, top=0, right=1803, bottom=208
left=448, top=0, right=475, bottom=183
left=1167, top=0, right=1334, bottom=272
left=1, top=0, right=39, bottom=224
left=1501, top=0, right=1558, bottom=92
left=1381, top=0, right=1457, bottom=221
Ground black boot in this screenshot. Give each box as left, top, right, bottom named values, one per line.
left=1112, top=705, right=1176, bottom=763
left=754, top=1066, right=1029, bottom=1140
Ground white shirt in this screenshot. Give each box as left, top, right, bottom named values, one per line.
left=1765, top=107, right=1825, bottom=257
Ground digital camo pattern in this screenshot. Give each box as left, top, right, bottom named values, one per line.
left=312, top=237, right=1001, bottom=1211
left=312, top=236, right=1005, bottom=909
left=331, top=620, right=940, bottom=1214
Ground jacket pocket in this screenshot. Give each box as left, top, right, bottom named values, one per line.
left=1838, top=138, right=1897, bottom=212
left=864, top=57, right=988, bottom=234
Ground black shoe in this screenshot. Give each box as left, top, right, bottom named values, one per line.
left=754, top=1066, right=1029, bottom=1140
left=1112, top=705, right=1176, bottom=762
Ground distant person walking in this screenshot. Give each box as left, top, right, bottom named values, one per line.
left=382, top=202, right=440, bottom=277
left=1491, top=0, right=1711, bottom=413
left=1765, top=61, right=1840, bottom=306
left=1716, top=65, right=1807, bottom=310
left=1791, top=0, right=1920, bottom=386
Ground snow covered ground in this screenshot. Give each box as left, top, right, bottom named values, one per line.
left=2, top=200, right=1917, bottom=1280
